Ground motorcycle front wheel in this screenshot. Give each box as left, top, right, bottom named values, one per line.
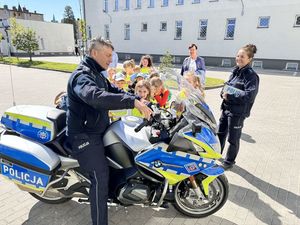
left=173, top=174, right=228, bottom=218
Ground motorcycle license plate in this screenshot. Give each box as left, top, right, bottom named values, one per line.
left=0, top=159, right=50, bottom=190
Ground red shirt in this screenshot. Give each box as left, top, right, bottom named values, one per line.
left=154, top=89, right=170, bottom=107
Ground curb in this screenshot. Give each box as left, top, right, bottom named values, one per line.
left=0, top=62, right=224, bottom=89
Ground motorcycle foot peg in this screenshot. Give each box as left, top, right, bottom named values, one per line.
left=160, top=201, right=169, bottom=209
left=78, top=198, right=89, bottom=203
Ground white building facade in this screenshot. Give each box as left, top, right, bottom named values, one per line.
left=84, top=0, right=300, bottom=70
left=0, top=19, right=75, bottom=57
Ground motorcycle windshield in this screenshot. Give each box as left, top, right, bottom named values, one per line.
left=161, top=69, right=217, bottom=133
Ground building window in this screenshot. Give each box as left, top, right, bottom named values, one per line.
left=198, top=19, right=208, bottom=39
left=225, top=18, right=236, bottom=39
left=114, top=0, right=119, bottom=11
left=124, top=24, right=130, bottom=40
left=136, top=0, right=141, bottom=9
left=125, top=0, right=130, bottom=10
left=103, top=0, right=108, bottom=13
left=258, top=16, right=270, bottom=28
left=149, top=0, right=154, bottom=8
left=141, top=23, right=147, bottom=32
left=192, top=0, right=200, bottom=3
left=177, top=0, right=184, bottom=5
left=175, top=20, right=182, bottom=40
left=294, top=15, right=300, bottom=27
left=104, top=24, right=110, bottom=40
left=160, top=21, right=167, bottom=31
left=162, top=0, right=168, bottom=7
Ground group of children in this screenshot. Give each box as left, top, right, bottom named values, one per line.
left=55, top=54, right=205, bottom=120
left=106, top=55, right=172, bottom=109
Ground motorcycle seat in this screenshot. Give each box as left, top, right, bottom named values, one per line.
left=46, top=109, right=66, bottom=136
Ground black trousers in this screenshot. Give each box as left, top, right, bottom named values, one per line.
left=217, top=110, right=245, bottom=165
left=69, top=134, right=109, bottom=225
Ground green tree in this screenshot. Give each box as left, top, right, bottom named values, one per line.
left=159, top=51, right=173, bottom=73
left=10, top=18, right=39, bottom=61
left=62, top=5, right=77, bottom=41
left=78, top=19, right=87, bottom=42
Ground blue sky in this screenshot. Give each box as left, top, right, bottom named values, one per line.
left=0, top=0, right=81, bottom=22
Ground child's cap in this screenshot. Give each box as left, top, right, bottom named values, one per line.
left=114, top=72, right=125, bottom=81
left=136, top=73, right=145, bottom=78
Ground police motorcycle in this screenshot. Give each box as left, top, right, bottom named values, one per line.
left=0, top=70, right=228, bottom=218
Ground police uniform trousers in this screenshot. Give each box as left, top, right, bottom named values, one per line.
left=70, top=134, right=109, bottom=225
left=217, top=110, right=246, bottom=165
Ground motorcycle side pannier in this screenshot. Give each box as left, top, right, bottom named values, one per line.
left=0, top=134, right=60, bottom=192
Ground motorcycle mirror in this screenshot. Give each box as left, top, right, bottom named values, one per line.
left=192, top=123, right=202, bottom=137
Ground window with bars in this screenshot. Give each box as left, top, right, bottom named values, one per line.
left=136, top=0, right=141, bottom=8
left=149, top=0, right=154, bottom=8
left=141, top=23, right=148, bottom=32
left=258, top=16, right=270, bottom=28
left=198, top=19, right=208, bottom=39
left=124, top=24, right=130, bottom=40
left=175, top=20, right=183, bottom=40
left=225, top=18, right=236, bottom=39
left=114, top=0, right=119, bottom=11
left=177, top=0, right=184, bottom=5
left=162, top=0, right=168, bottom=7
left=294, top=15, right=300, bottom=27
left=103, top=0, right=108, bottom=12
left=125, top=0, right=130, bottom=10
left=104, top=24, right=110, bottom=40
left=160, top=21, right=167, bottom=31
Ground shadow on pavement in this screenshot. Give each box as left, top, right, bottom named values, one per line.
left=22, top=199, right=239, bottom=225
left=241, top=132, right=256, bottom=143
left=231, top=165, right=300, bottom=221
left=228, top=183, right=281, bottom=225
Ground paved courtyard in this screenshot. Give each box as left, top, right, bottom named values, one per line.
left=0, top=62, right=300, bottom=225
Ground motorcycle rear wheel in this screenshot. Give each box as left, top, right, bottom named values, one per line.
left=173, top=174, right=228, bottom=218
left=29, top=192, right=72, bottom=204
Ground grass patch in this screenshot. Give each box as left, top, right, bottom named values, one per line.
left=0, top=57, right=77, bottom=73
left=0, top=57, right=224, bottom=88
left=206, top=77, right=224, bottom=88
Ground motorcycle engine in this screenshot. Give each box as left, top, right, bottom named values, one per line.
left=117, top=179, right=151, bottom=205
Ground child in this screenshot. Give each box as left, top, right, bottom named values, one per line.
left=130, top=65, right=141, bottom=83
left=139, top=55, right=155, bottom=74
left=113, top=72, right=126, bottom=90
left=107, top=67, right=116, bottom=84
left=150, top=77, right=170, bottom=108
left=123, top=59, right=135, bottom=88
left=135, top=80, right=151, bottom=101
left=128, top=73, right=145, bottom=94
left=183, top=71, right=205, bottom=98
left=131, top=80, right=151, bottom=117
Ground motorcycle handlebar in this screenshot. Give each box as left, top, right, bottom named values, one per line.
left=134, top=119, right=151, bottom=132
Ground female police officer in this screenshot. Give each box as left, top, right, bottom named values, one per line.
left=66, top=37, right=152, bottom=225
left=218, top=44, right=259, bottom=170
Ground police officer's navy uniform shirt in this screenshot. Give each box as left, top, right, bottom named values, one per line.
left=66, top=56, right=136, bottom=136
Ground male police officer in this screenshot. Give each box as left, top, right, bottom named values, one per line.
left=66, top=37, right=152, bottom=225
